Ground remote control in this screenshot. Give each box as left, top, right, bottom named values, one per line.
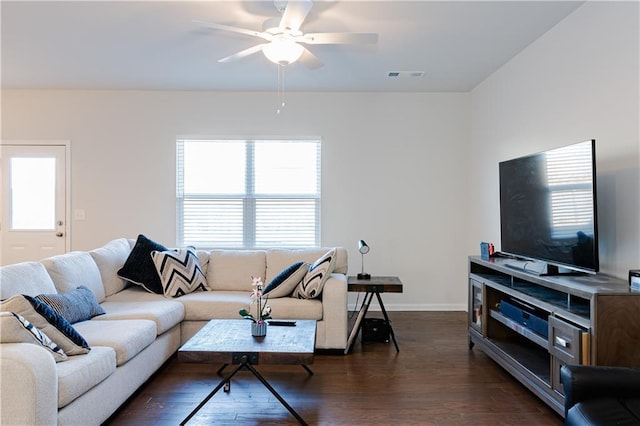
left=268, top=320, right=296, bottom=326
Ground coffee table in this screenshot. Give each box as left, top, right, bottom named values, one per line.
left=178, top=319, right=316, bottom=425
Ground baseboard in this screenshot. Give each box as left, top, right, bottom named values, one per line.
left=347, top=303, right=466, bottom=312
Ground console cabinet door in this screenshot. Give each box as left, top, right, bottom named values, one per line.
left=469, top=279, right=484, bottom=334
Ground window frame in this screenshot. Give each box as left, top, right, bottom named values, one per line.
left=176, top=137, right=321, bottom=249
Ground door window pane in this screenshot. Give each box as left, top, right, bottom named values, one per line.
left=11, top=157, right=56, bottom=230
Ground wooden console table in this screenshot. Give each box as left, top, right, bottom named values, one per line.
left=345, top=276, right=403, bottom=354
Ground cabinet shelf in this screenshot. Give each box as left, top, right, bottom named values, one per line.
left=489, top=309, right=548, bottom=348
left=489, top=337, right=551, bottom=385
left=472, top=272, right=590, bottom=320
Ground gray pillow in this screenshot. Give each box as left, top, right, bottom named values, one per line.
left=35, top=286, right=105, bottom=324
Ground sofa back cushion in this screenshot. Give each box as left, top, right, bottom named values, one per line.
left=0, top=261, right=58, bottom=299
left=208, top=250, right=266, bottom=291
left=89, top=238, right=131, bottom=297
left=265, top=248, right=348, bottom=283
left=41, top=252, right=106, bottom=303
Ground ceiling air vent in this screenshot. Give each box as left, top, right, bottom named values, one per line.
left=387, top=71, right=425, bottom=78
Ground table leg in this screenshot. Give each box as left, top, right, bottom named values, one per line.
left=181, top=355, right=309, bottom=426
left=244, top=362, right=308, bottom=425
left=345, top=291, right=375, bottom=354
left=180, top=362, right=244, bottom=425
left=375, top=291, right=399, bottom=352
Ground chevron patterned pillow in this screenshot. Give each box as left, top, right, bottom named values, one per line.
left=151, top=247, right=211, bottom=298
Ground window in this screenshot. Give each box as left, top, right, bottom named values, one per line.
left=10, top=157, right=56, bottom=230
left=176, top=138, right=321, bottom=248
left=545, top=143, right=594, bottom=239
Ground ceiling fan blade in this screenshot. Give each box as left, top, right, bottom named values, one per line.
left=193, top=20, right=272, bottom=41
left=218, top=44, right=268, bottom=63
left=279, top=0, right=313, bottom=33
left=298, top=47, right=323, bottom=69
left=302, top=32, right=378, bottom=45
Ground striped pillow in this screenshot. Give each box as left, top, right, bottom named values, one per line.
left=0, top=311, right=68, bottom=362
left=35, top=286, right=105, bottom=324
left=293, top=249, right=337, bottom=299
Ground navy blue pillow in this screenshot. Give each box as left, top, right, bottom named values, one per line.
left=264, top=262, right=308, bottom=298
left=117, top=234, right=168, bottom=294
left=24, top=295, right=90, bottom=350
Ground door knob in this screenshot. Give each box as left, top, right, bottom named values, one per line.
left=56, top=232, right=64, bottom=237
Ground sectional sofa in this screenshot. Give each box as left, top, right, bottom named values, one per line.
left=0, top=237, right=348, bottom=425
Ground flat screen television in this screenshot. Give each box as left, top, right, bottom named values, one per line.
left=499, top=139, right=599, bottom=275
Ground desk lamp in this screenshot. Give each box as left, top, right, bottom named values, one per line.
left=357, top=240, right=371, bottom=280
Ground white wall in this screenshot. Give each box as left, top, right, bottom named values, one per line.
left=1, top=90, right=471, bottom=310
left=3, top=1, right=637, bottom=311
left=469, top=1, right=640, bottom=279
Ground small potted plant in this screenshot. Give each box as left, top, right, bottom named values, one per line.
left=239, top=276, right=272, bottom=337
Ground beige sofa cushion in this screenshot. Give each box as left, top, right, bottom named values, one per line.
left=179, top=291, right=251, bottom=321
left=0, top=261, right=58, bottom=299
left=73, top=319, right=156, bottom=366
left=56, top=346, right=116, bottom=408
left=41, top=252, right=106, bottom=303
left=98, top=296, right=184, bottom=335
left=208, top=250, right=266, bottom=291
left=266, top=297, right=323, bottom=320
left=89, top=238, right=131, bottom=297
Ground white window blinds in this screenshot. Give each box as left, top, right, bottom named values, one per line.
left=176, top=138, right=321, bottom=248
left=545, top=141, right=594, bottom=239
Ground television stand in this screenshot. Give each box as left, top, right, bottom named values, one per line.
left=468, top=256, right=640, bottom=417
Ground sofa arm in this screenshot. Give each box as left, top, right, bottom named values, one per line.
left=561, top=364, right=640, bottom=413
left=0, top=343, right=58, bottom=425
left=319, top=273, right=348, bottom=349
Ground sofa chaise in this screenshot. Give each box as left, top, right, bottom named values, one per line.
left=0, top=236, right=348, bottom=425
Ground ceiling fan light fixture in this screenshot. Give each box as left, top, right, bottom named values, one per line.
left=263, top=37, right=304, bottom=65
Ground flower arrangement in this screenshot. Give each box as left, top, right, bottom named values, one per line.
left=239, top=276, right=272, bottom=324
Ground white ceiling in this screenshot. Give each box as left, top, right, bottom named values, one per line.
left=1, top=1, right=583, bottom=92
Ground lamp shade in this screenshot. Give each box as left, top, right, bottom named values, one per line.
left=358, top=240, right=370, bottom=254
left=262, top=37, right=304, bottom=65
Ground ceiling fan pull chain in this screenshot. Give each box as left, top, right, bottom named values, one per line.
left=276, top=63, right=286, bottom=114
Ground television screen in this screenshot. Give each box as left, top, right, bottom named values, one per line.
left=499, top=140, right=599, bottom=274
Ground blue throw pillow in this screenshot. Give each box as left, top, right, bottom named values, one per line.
left=264, top=262, right=308, bottom=298
left=117, top=234, right=168, bottom=294
left=35, top=286, right=105, bottom=324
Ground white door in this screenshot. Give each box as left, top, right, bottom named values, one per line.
left=1, top=143, right=69, bottom=265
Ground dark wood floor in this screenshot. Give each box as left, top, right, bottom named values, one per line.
left=105, top=312, right=563, bottom=425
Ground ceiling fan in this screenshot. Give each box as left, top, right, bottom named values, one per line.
left=194, top=0, right=378, bottom=69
